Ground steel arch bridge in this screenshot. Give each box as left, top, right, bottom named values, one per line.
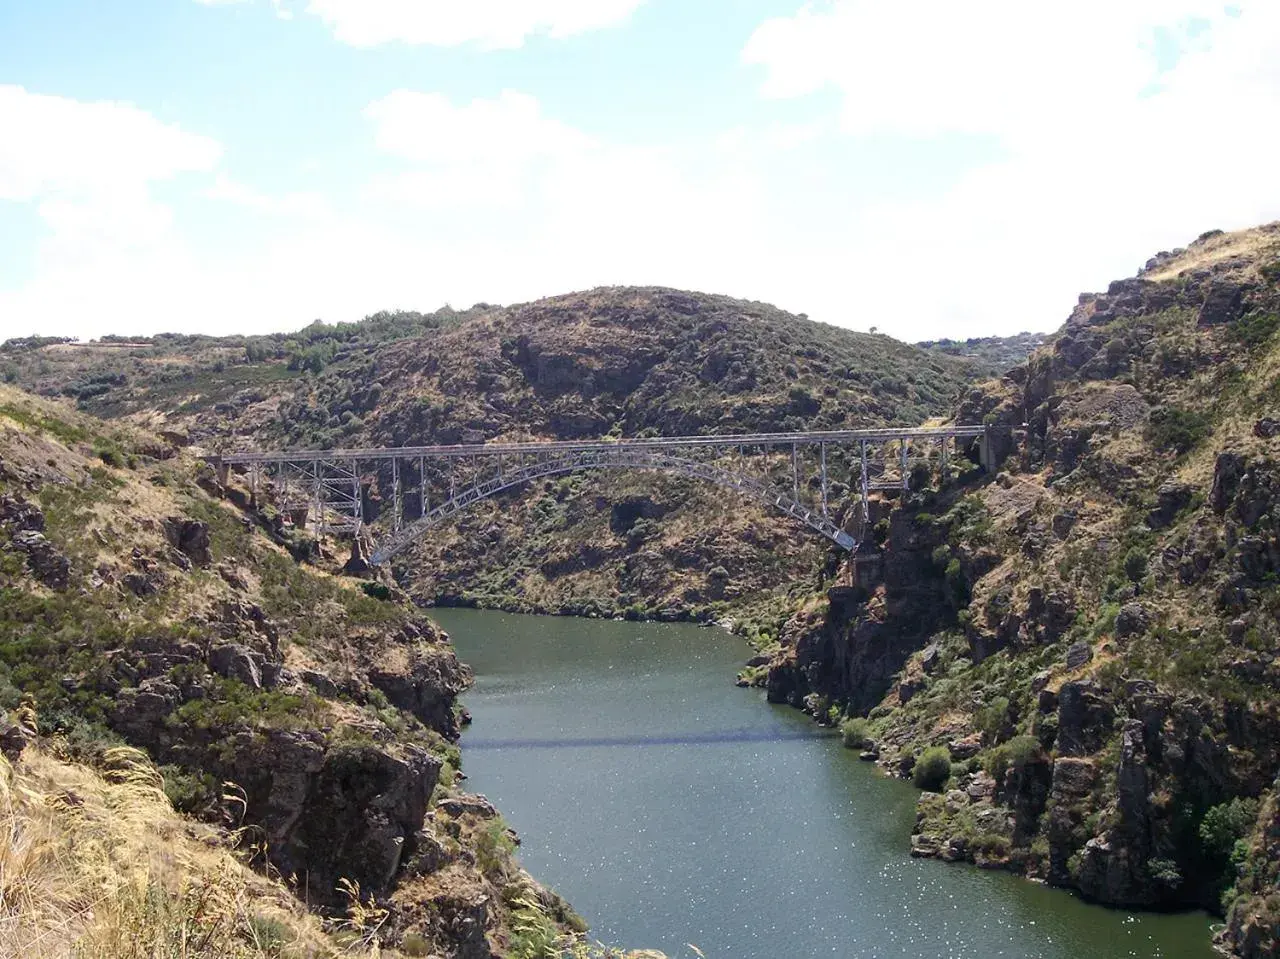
left=206, top=427, right=990, bottom=566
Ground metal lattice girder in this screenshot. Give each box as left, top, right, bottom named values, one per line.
left=210, top=426, right=987, bottom=465
left=207, top=425, right=989, bottom=564
left=368, top=447, right=859, bottom=565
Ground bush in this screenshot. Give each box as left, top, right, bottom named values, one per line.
left=1200, top=798, right=1260, bottom=865
left=474, top=819, right=517, bottom=876
left=1230, top=312, right=1279, bottom=349
left=985, top=735, right=1042, bottom=787
left=360, top=581, right=392, bottom=601
left=912, top=746, right=952, bottom=792
left=840, top=717, right=870, bottom=749
left=945, top=558, right=969, bottom=607
left=975, top=696, right=1010, bottom=742
left=1146, top=406, right=1211, bottom=454
left=1123, top=546, right=1149, bottom=583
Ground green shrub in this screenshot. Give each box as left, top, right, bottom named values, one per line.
left=840, top=717, right=870, bottom=749
left=975, top=696, right=1010, bottom=742
left=1148, top=857, right=1183, bottom=888
left=475, top=819, right=517, bottom=875
left=1146, top=406, right=1211, bottom=454
left=360, top=581, right=392, bottom=601
left=1230, top=312, right=1279, bottom=349
left=912, top=746, right=952, bottom=792
left=1200, top=798, right=1260, bottom=865
left=945, top=558, right=969, bottom=606
left=1123, top=546, right=1149, bottom=583
left=985, top=735, right=1042, bottom=787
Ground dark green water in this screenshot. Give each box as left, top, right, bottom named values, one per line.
left=434, top=608, right=1217, bottom=959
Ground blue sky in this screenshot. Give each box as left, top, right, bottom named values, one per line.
left=2, top=0, right=1278, bottom=341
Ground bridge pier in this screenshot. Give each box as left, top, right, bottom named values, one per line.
left=978, top=430, right=995, bottom=473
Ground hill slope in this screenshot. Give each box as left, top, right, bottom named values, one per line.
left=0, top=384, right=648, bottom=957
left=3, top=288, right=1027, bottom=624
left=762, top=222, right=1280, bottom=956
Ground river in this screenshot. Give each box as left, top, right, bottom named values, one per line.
left=433, top=608, right=1217, bottom=959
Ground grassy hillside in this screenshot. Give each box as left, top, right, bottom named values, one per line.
left=3, top=287, right=1032, bottom=625
left=761, top=222, right=1280, bottom=957
left=0, top=384, right=659, bottom=958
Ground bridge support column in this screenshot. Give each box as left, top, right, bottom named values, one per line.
left=978, top=430, right=995, bottom=473
left=419, top=456, right=427, bottom=520
left=820, top=443, right=828, bottom=517
left=392, top=458, right=402, bottom=533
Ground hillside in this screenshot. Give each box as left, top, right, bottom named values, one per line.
left=2, top=288, right=1035, bottom=624
left=0, top=384, right=655, bottom=958
left=917, top=331, right=1053, bottom=378
left=761, top=223, right=1280, bottom=957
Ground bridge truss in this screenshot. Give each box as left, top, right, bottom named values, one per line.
left=208, top=427, right=990, bottom=565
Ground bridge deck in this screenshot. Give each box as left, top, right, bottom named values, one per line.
left=209, top=426, right=987, bottom=465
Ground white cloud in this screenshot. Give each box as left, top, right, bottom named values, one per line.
left=8, top=3, right=1280, bottom=345
left=363, top=89, right=595, bottom=208
left=740, top=1, right=1280, bottom=337
left=303, top=0, right=645, bottom=49
left=0, top=87, right=225, bottom=339
left=0, top=85, right=220, bottom=203
left=203, top=174, right=329, bottom=219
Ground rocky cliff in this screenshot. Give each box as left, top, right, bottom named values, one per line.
left=762, top=223, right=1280, bottom=957
left=0, top=384, right=620, bottom=957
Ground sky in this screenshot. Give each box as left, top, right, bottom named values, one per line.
left=1, top=1, right=1279, bottom=343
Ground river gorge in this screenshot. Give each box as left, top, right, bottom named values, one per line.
left=434, top=609, right=1218, bottom=959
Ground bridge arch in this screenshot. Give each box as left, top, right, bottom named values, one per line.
left=370, top=447, right=858, bottom=565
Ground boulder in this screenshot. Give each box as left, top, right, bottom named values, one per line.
left=1147, top=482, right=1193, bottom=530
left=258, top=741, right=441, bottom=904
left=1115, top=603, right=1151, bottom=638
left=1211, top=452, right=1248, bottom=514
left=436, top=794, right=499, bottom=820
left=1065, top=642, right=1093, bottom=670
left=300, top=669, right=339, bottom=698
left=163, top=517, right=212, bottom=567
left=369, top=645, right=474, bottom=739
left=9, top=529, right=70, bottom=589
left=0, top=494, right=44, bottom=532
left=208, top=644, right=264, bottom=689
left=110, top=678, right=182, bottom=738
left=1196, top=279, right=1248, bottom=327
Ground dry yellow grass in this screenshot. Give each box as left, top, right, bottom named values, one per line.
left=0, top=745, right=373, bottom=959
left=1144, top=221, right=1280, bottom=282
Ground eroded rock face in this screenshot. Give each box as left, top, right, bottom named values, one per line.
left=370, top=642, right=474, bottom=740
left=1057, top=682, right=1114, bottom=757
left=263, top=742, right=442, bottom=904
left=8, top=529, right=70, bottom=589
left=0, top=493, right=45, bottom=532
left=1076, top=721, right=1156, bottom=906
left=163, top=517, right=212, bottom=567
left=765, top=508, right=955, bottom=715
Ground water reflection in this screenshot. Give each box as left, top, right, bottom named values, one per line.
left=435, top=608, right=1217, bottom=959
